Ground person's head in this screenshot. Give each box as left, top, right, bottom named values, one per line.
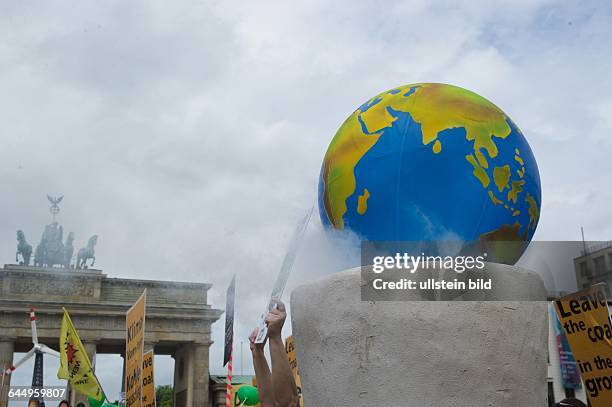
left=76, top=403, right=86, bottom=407
left=58, top=400, right=70, bottom=407
left=555, top=398, right=587, bottom=407
left=27, top=399, right=40, bottom=407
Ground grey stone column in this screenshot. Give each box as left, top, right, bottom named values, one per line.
left=192, top=343, right=210, bottom=406
left=144, top=341, right=156, bottom=354
left=0, top=340, right=14, bottom=407
left=71, top=342, right=97, bottom=406
left=121, top=351, right=126, bottom=393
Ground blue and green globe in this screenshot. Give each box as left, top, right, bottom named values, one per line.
left=318, top=83, right=541, bottom=255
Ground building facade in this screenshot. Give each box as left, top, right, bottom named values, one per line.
left=574, top=241, right=612, bottom=294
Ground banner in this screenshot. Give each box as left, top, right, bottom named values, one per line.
left=57, top=308, right=105, bottom=403
left=125, top=289, right=147, bottom=407
left=284, top=336, right=304, bottom=407
left=554, top=284, right=612, bottom=406
left=141, top=350, right=155, bottom=407
left=551, top=303, right=582, bottom=388
left=224, top=275, right=236, bottom=367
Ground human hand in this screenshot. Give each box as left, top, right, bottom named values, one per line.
left=264, top=300, right=287, bottom=339
left=249, top=327, right=266, bottom=352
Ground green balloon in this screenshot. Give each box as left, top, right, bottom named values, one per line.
left=236, top=385, right=260, bottom=405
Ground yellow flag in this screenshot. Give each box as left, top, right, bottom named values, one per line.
left=57, top=308, right=105, bottom=403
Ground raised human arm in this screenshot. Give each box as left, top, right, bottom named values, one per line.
left=249, top=328, right=274, bottom=407
left=266, top=301, right=299, bottom=407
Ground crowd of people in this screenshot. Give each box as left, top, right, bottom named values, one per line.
left=27, top=400, right=86, bottom=407
left=25, top=298, right=584, bottom=407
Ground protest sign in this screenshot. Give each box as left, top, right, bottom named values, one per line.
left=224, top=275, right=236, bottom=367
left=141, top=350, right=155, bottom=407
left=551, top=303, right=582, bottom=389
left=554, top=284, right=612, bottom=406
left=125, top=289, right=146, bottom=407
left=285, top=336, right=304, bottom=407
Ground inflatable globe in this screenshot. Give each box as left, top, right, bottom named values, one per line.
left=318, top=83, right=541, bottom=251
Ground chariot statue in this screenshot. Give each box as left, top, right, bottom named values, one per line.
left=16, top=195, right=99, bottom=270
left=34, top=221, right=66, bottom=267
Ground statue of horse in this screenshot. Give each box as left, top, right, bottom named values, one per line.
left=64, top=232, right=75, bottom=268
left=77, top=235, right=98, bottom=269
left=16, top=230, right=32, bottom=266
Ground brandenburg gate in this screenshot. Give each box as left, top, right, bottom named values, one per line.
left=0, top=264, right=222, bottom=406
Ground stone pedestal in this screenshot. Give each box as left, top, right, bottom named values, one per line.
left=290, top=265, right=548, bottom=407
left=0, top=340, right=14, bottom=407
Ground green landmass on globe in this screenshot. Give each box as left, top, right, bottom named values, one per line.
left=318, top=83, right=541, bottom=257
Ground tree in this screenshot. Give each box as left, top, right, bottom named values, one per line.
left=156, top=385, right=173, bottom=407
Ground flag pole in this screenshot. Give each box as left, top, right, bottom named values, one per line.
left=225, top=346, right=233, bottom=407
left=1, top=364, right=6, bottom=402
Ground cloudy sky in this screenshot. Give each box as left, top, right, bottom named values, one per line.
left=2, top=0, right=612, bottom=403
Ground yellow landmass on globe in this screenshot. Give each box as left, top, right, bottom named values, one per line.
left=475, top=149, right=489, bottom=168
left=433, top=140, right=442, bottom=154
left=480, top=222, right=525, bottom=241
left=488, top=191, right=503, bottom=205
left=466, top=154, right=490, bottom=188
left=358, top=93, right=401, bottom=134
left=507, top=180, right=525, bottom=204
left=321, top=112, right=382, bottom=228
left=406, top=84, right=512, bottom=163
left=357, top=188, right=370, bottom=215
left=514, top=154, right=524, bottom=166
left=478, top=222, right=528, bottom=264
left=526, top=193, right=539, bottom=231
left=493, top=165, right=511, bottom=192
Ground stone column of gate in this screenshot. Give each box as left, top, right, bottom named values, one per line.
left=120, top=351, right=126, bottom=393
left=0, top=339, right=15, bottom=407
left=144, top=341, right=157, bottom=354
left=192, top=343, right=211, bottom=406
left=71, top=342, right=97, bottom=406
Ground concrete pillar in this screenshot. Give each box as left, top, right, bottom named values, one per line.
left=172, top=344, right=193, bottom=407
left=71, top=342, right=97, bottom=406
left=291, top=265, right=549, bottom=407
left=192, top=343, right=210, bottom=406
left=0, top=340, right=15, bottom=407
